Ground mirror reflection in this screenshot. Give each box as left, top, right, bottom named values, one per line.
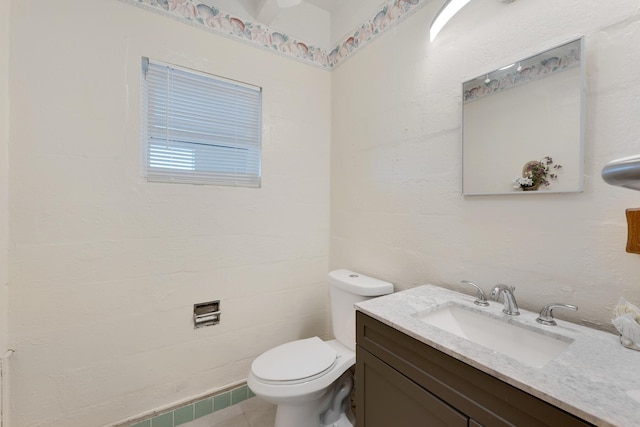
left=462, top=38, right=584, bottom=195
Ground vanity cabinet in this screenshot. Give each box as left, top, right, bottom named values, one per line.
left=355, top=312, right=594, bottom=427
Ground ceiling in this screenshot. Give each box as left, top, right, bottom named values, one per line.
left=241, top=0, right=345, bottom=14
left=236, top=0, right=342, bottom=26
left=289, top=0, right=343, bottom=12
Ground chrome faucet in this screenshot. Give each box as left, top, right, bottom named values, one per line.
left=461, top=280, right=489, bottom=306
left=490, top=284, right=520, bottom=316
left=536, top=303, right=578, bottom=326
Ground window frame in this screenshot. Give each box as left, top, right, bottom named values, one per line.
left=141, top=57, right=262, bottom=188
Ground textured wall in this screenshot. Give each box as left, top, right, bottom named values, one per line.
left=329, top=0, right=394, bottom=47
left=1, top=0, right=9, bottom=361
left=8, top=1, right=331, bottom=425
left=331, top=0, right=640, bottom=330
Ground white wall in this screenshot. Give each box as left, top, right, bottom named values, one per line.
left=330, top=0, right=387, bottom=46
left=1, top=1, right=10, bottom=424
left=8, top=1, right=331, bottom=426
left=1, top=0, right=10, bottom=364
left=272, top=2, right=331, bottom=50
left=331, top=0, right=640, bottom=329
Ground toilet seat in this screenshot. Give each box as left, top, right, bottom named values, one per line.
left=251, top=337, right=338, bottom=384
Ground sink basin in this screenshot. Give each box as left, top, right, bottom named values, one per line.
left=416, top=303, right=572, bottom=368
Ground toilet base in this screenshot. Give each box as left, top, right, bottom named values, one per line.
left=273, top=400, right=354, bottom=427
left=321, top=412, right=353, bottom=427
left=274, top=401, right=325, bottom=427
left=272, top=371, right=354, bottom=427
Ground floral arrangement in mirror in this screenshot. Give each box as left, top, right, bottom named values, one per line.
left=513, top=156, right=562, bottom=191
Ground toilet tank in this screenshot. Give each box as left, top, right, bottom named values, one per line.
left=329, top=269, right=393, bottom=351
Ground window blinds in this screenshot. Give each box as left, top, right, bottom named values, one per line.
left=142, top=58, right=262, bottom=187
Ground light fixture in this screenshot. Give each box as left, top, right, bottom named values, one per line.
left=429, top=0, right=472, bottom=42
left=484, top=74, right=491, bottom=84
left=277, top=0, right=302, bottom=8
left=517, top=62, right=522, bottom=72
left=430, top=0, right=517, bottom=42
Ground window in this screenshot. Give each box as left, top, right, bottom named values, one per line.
left=142, top=57, right=262, bottom=187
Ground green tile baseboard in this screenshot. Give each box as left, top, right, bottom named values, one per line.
left=125, top=383, right=254, bottom=427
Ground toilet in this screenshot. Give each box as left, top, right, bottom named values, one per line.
left=247, top=269, right=393, bottom=427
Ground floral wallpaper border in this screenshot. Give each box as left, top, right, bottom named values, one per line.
left=119, top=0, right=427, bottom=70
left=463, top=47, right=581, bottom=103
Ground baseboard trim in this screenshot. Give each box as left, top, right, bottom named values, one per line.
left=111, top=380, right=255, bottom=427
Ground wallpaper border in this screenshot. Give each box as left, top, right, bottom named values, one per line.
left=118, top=0, right=428, bottom=70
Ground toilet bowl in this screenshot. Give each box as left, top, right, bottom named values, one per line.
left=247, top=270, right=393, bottom=427
left=248, top=339, right=355, bottom=426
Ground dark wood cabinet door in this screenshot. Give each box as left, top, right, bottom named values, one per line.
left=356, top=312, right=594, bottom=427
left=357, top=348, right=468, bottom=427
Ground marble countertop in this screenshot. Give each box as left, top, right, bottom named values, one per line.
left=355, top=285, right=640, bottom=427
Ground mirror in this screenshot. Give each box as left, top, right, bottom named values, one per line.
left=462, top=38, right=584, bottom=195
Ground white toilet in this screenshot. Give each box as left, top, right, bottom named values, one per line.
left=247, top=269, right=393, bottom=427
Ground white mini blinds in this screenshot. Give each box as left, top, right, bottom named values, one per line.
left=142, top=58, right=262, bottom=187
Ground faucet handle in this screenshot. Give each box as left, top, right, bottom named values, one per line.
left=536, top=303, right=578, bottom=326
left=461, top=280, right=489, bottom=306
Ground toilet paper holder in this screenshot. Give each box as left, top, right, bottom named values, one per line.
left=194, top=300, right=221, bottom=328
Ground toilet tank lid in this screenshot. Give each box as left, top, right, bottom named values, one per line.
left=329, top=269, right=393, bottom=296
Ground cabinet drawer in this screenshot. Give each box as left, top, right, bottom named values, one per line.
left=356, top=312, right=593, bottom=427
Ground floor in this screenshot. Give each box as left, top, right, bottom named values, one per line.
left=184, top=396, right=276, bottom=427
